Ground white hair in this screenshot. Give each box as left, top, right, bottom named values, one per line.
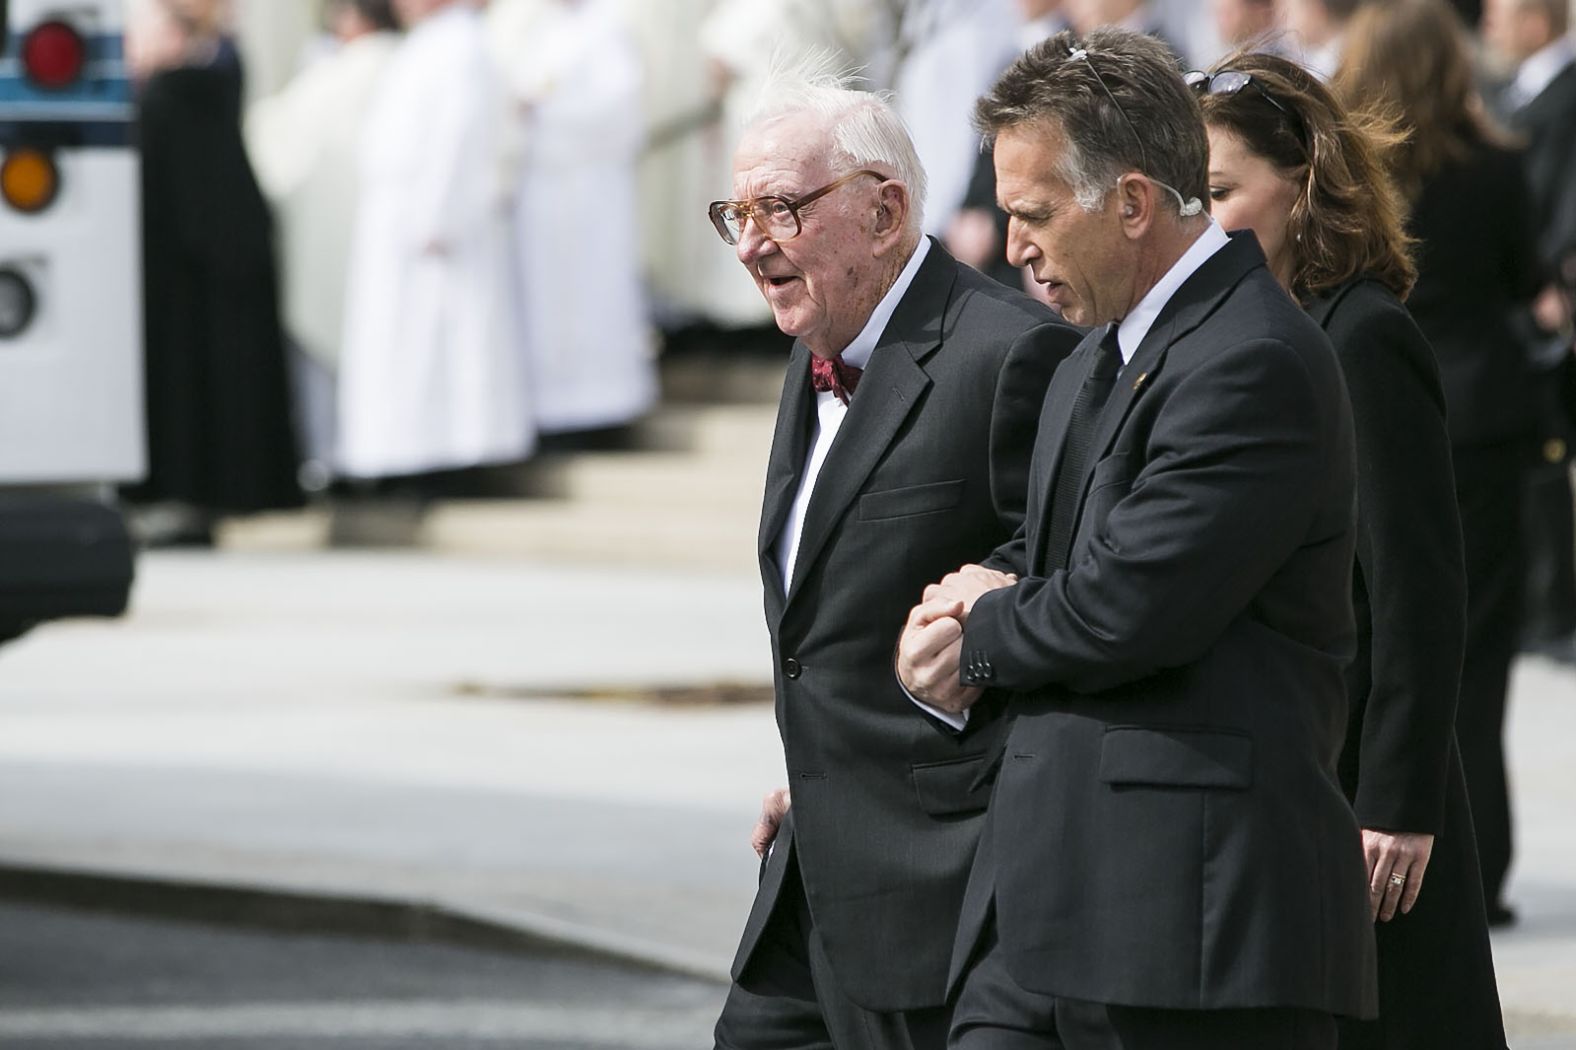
left=742, top=50, right=928, bottom=233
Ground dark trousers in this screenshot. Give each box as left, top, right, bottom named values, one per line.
left=714, top=854, right=950, bottom=1050
left=1522, top=458, right=1576, bottom=645
left=1452, top=442, right=1527, bottom=909
left=950, top=915, right=1336, bottom=1050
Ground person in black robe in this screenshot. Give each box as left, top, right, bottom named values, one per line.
left=124, top=0, right=301, bottom=543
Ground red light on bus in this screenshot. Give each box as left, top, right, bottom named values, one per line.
left=21, top=20, right=88, bottom=91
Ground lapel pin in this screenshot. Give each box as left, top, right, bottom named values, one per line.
left=1132, top=371, right=1149, bottom=391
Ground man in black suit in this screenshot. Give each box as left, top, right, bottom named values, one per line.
left=898, top=29, right=1375, bottom=1048
left=1484, top=0, right=1576, bottom=672
left=707, top=61, right=1080, bottom=1050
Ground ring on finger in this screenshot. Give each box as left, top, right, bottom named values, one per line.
left=1387, top=872, right=1406, bottom=888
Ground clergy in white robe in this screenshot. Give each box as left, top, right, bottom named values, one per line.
left=893, top=0, right=1020, bottom=238
left=338, top=0, right=532, bottom=479
left=245, top=3, right=399, bottom=471
left=489, top=0, right=657, bottom=434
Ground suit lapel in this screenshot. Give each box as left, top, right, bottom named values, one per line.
left=759, top=345, right=814, bottom=616
left=1055, top=233, right=1269, bottom=551
left=1024, top=335, right=1099, bottom=577
left=782, top=246, right=955, bottom=608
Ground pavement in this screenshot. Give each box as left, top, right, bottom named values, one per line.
left=1, top=549, right=1574, bottom=1044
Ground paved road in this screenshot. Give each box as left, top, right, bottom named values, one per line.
left=0, top=551, right=1572, bottom=1045
left=0, top=899, right=723, bottom=1049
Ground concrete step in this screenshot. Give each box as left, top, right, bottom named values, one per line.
left=218, top=500, right=762, bottom=573
left=633, top=403, right=778, bottom=458
left=526, top=451, right=764, bottom=510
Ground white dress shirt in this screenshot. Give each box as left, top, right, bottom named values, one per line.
left=777, top=237, right=931, bottom=588
left=1511, top=34, right=1576, bottom=110
left=1115, top=220, right=1231, bottom=364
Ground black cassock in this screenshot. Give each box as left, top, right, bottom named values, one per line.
left=129, top=63, right=301, bottom=514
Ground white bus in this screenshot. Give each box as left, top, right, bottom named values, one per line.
left=0, top=0, right=140, bottom=640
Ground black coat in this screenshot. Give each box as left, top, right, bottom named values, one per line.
left=1406, top=139, right=1542, bottom=450
left=1309, top=279, right=1507, bottom=1049
left=1503, top=62, right=1576, bottom=282
left=953, top=233, right=1377, bottom=1018
left=734, top=242, right=1079, bottom=1012
left=131, top=66, right=301, bottom=513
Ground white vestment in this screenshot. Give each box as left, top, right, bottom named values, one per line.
left=893, top=0, right=1019, bottom=237
left=338, top=4, right=533, bottom=479
left=492, top=0, right=657, bottom=433
left=246, top=30, right=398, bottom=369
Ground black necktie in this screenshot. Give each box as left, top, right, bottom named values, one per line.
left=1045, top=323, right=1122, bottom=571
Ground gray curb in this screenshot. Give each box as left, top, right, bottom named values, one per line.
left=0, top=863, right=731, bottom=985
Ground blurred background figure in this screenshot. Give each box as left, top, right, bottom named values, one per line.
left=1281, top=0, right=1359, bottom=77
left=126, top=0, right=303, bottom=546
left=1336, top=0, right=1545, bottom=929
left=1213, top=0, right=1285, bottom=52
left=892, top=0, right=1019, bottom=242
left=945, top=0, right=1068, bottom=292
left=246, top=0, right=400, bottom=490
left=337, top=0, right=532, bottom=485
left=1482, top=0, right=1576, bottom=664
left=487, top=0, right=657, bottom=445
left=1065, top=0, right=1187, bottom=58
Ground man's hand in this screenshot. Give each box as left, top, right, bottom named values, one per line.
left=921, top=564, right=1018, bottom=620
left=897, top=598, right=982, bottom=714
left=751, top=787, right=791, bottom=858
left=1363, top=829, right=1434, bottom=922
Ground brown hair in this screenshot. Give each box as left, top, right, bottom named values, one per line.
left=974, top=27, right=1208, bottom=213
left=1199, top=50, right=1417, bottom=300
left=1332, top=0, right=1510, bottom=198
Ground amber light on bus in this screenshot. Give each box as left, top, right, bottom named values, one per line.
left=21, top=19, right=87, bottom=90
left=1, top=147, right=59, bottom=213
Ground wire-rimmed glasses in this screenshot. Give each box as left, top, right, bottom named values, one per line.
left=708, top=169, right=885, bottom=245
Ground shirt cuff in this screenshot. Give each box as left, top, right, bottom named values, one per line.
left=900, top=678, right=969, bottom=732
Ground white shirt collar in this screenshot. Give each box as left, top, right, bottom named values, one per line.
left=1115, top=220, right=1231, bottom=363
left=1514, top=34, right=1576, bottom=106
left=836, top=237, right=931, bottom=372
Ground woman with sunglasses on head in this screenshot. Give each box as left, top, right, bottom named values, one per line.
left=1195, top=52, right=1509, bottom=1050
left=1336, top=0, right=1544, bottom=937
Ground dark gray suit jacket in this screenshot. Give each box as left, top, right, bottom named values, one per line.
left=952, top=234, right=1378, bottom=1018
left=734, top=241, right=1079, bottom=1012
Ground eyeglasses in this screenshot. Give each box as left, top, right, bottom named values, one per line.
left=1186, top=69, right=1309, bottom=153
left=1069, top=46, right=1202, bottom=216
left=708, top=170, right=885, bottom=245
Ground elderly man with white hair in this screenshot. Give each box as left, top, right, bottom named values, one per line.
left=708, top=58, right=1080, bottom=1050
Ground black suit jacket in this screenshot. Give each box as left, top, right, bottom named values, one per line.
left=1307, top=279, right=1466, bottom=834
left=736, top=241, right=1079, bottom=1012
left=1407, top=140, right=1543, bottom=448
left=1505, top=62, right=1576, bottom=281
left=953, top=234, right=1377, bottom=1017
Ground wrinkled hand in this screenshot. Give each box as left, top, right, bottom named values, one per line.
left=922, top=564, right=1018, bottom=621
left=1363, top=829, right=1434, bottom=922
left=897, top=598, right=982, bottom=714
left=751, top=787, right=790, bottom=859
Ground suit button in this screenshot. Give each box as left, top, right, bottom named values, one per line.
left=783, top=658, right=802, bottom=679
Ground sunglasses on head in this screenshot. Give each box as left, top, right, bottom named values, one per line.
left=1186, top=69, right=1309, bottom=154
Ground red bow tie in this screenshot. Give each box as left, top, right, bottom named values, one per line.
left=810, top=354, right=863, bottom=405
